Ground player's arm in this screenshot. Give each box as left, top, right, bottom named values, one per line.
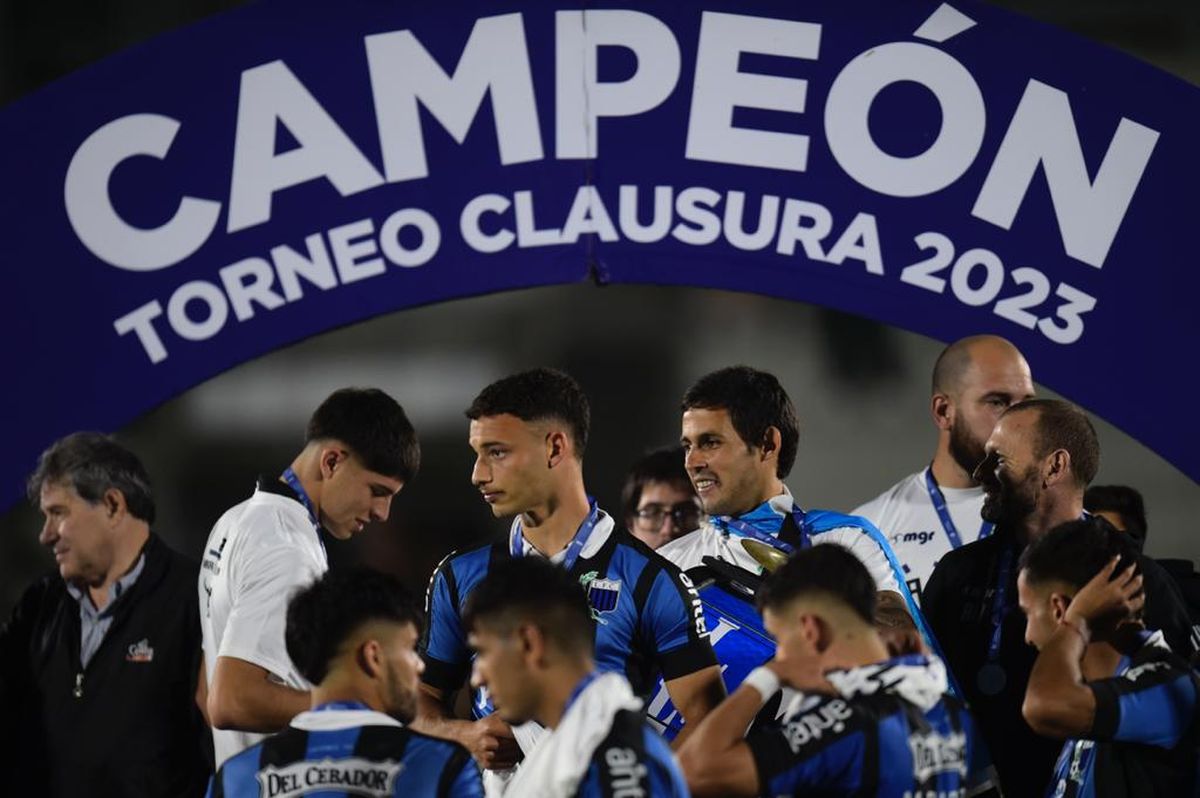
left=641, top=564, right=725, bottom=746
left=1024, top=558, right=1142, bottom=738
left=196, top=657, right=210, bottom=726
left=664, top=664, right=726, bottom=747
left=412, top=556, right=522, bottom=769
left=412, top=684, right=522, bottom=770
left=208, top=655, right=309, bottom=731
left=208, top=539, right=314, bottom=731
left=675, top=677, right=764, bottom=796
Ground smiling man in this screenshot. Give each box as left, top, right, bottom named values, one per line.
left=199, top=387, right=420, bottom=768
left=923, top=398, right=1195, bottom=797
left=414, top=368, right=722, bottom=795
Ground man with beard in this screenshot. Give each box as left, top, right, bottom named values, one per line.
left=923, top=398, right=1195, bottom=797
left=206, top=569, right=483, bottom=797
left=852, top=335, right=1034, bottom=606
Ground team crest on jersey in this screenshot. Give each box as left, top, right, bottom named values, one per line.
left=256, top=757, right=402, bottom=798
left=908, top=730, right=967, bottom=783
left=580, top=571, right=621, bottom=624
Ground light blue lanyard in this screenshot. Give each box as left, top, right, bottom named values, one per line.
left=717, top=504, right=809, bottom=553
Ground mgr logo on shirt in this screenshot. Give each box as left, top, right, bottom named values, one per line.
left=256, top=758, right=402, bottom=798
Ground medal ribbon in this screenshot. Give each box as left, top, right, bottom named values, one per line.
left=924, top=467, right=994, bottom=549
left=512, top=498, right=602, bottom=573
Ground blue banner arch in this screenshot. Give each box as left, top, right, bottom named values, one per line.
left=2, top=0, right=1197, bottom=508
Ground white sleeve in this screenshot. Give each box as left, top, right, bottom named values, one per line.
left=814, top=527, right=901, bottom=593
left=219, top=531, right=323, bottom=684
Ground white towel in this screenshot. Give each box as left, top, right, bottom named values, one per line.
left=502, top=673, right=642, bottom=798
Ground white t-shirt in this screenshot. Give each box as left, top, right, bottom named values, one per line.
left=657, top=490, right=900, bottom=593
left=199, top=483, right=328, bottom=767
left=852, top=469, right=987, bottom=605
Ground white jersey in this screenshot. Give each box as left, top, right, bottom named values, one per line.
left=852, top=469, right=987, bottom=605
left=657, top=490, right=900, bottom=593
left=199, top=481, right=328, bottom=767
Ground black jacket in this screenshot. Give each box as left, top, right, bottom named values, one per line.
left=0, top=533, right=210, bottom=796
left=923, top=525, right=1195, bottom=798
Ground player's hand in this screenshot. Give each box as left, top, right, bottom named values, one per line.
left=464, top=714, right=523, bottom=770
left=878, top=625, right=926, bottom=658
left=1063, top=556, right=1144, bottom=638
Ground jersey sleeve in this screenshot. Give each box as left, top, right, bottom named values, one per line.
left=746, top=696, right=866, bottom=795
left=219, top=531, right=322, bottom=681
left=851, top=492, right=887, bottom=529
left=829, top=524, right=903, bottom=593
left=418, top=554, right=472, bottom=692
left=639, top=564, right=718, bottom=680
left=437, top=747, right=484, bottom=798
left=1089, top=660, right=1199, bottom=748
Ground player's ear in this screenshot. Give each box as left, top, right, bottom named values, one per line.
left=319, top=445, right=348, bottom=479
left=545, top=430, right=569, bottom=469
left=931, top=393, right=954, bottom=431
left=1050, top=593, right=1071, bottom=623
left=359, top=639, right=384, bottom=679
left=759, top=426, right=781, bottom=463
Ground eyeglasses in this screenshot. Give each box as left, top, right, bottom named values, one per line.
left=634, top=502, right=702, bottom=530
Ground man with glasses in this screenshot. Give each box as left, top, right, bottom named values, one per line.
left=621, top=447, right=702, bottom=550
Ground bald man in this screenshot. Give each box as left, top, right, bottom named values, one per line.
left=852, top=335, right=1034, bottom=605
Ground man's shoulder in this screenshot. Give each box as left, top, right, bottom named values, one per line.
left=851, top=471, right=925, bottom=520
left=657, top=526, right=716, bottom=570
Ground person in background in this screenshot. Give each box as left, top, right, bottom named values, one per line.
left=621, top=446, right=701, bottom=550
left=1018, top=516, right=1198, bottom=797
left=1, top=432, right=209, bottom=796
left=1085, top=484, right=1200, bottom=635
left=852, top=334, right=1034, bottom=605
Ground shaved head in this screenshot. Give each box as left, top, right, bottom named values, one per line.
left=931, top=335, right=1035, bottom=482
left=932, top=335, right=1028, bottom=397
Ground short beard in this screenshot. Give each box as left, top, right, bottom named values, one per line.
left=980, top=468, right=1039, bottom=528
left=948, top=421, right=986, bottom=481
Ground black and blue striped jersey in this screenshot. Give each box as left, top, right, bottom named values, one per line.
left=419, top=512, right=716, bottom=715
left=1046, top=631, right=1199, bottom=798
left=206, top=704, right=483, bottom=797
left=747, top=656, right=995, bottom=797
left=575, top=708, right=690, bottom=797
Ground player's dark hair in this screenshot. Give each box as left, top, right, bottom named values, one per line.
left=306, top=388, right=420, bottom=481
left=681, top=366, right=799, bottom=478
left=1019, top=515, right=1140, bottom=592
left=1003, top=399, right=1099, bottom=488
left=465, top=368, right=590, bottom=458
left=620, top=447, right=695, bottom=524
left=28, top=432, right=156, bottom=524
left=757, top=545, right=876, bottom=625
left=286, top=568, right=423, bottom=686
left=1084, top=485, right=1148, bottom=551
left=463, top=558, right=595, bottom=656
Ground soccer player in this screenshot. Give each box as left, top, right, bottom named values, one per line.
left=200, top=387, right=420, bottom=767
left=1, top=433, right=208, bottom=796
left=415, top=368, right=722, bottom=789
left=852, top=335, right=1034, bottom=604
left=923, top=398, right=1195, bottom=797
left=465, top=557, right=689, bottom=798
left=621, top=447, right=701, bottom=550
left=207, top=568, right=483, bottom=797
left=1017, top=516, right=1198, bottom=796
left=677, top=544, right=996, bottom=797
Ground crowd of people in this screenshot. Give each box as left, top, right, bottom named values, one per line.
left=1, top=334, right=1197, bottom=797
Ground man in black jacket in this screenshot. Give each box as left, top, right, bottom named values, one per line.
left=0, top=432, right=209, bottom=796
left=923, top=399, right=1195, bottom=798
